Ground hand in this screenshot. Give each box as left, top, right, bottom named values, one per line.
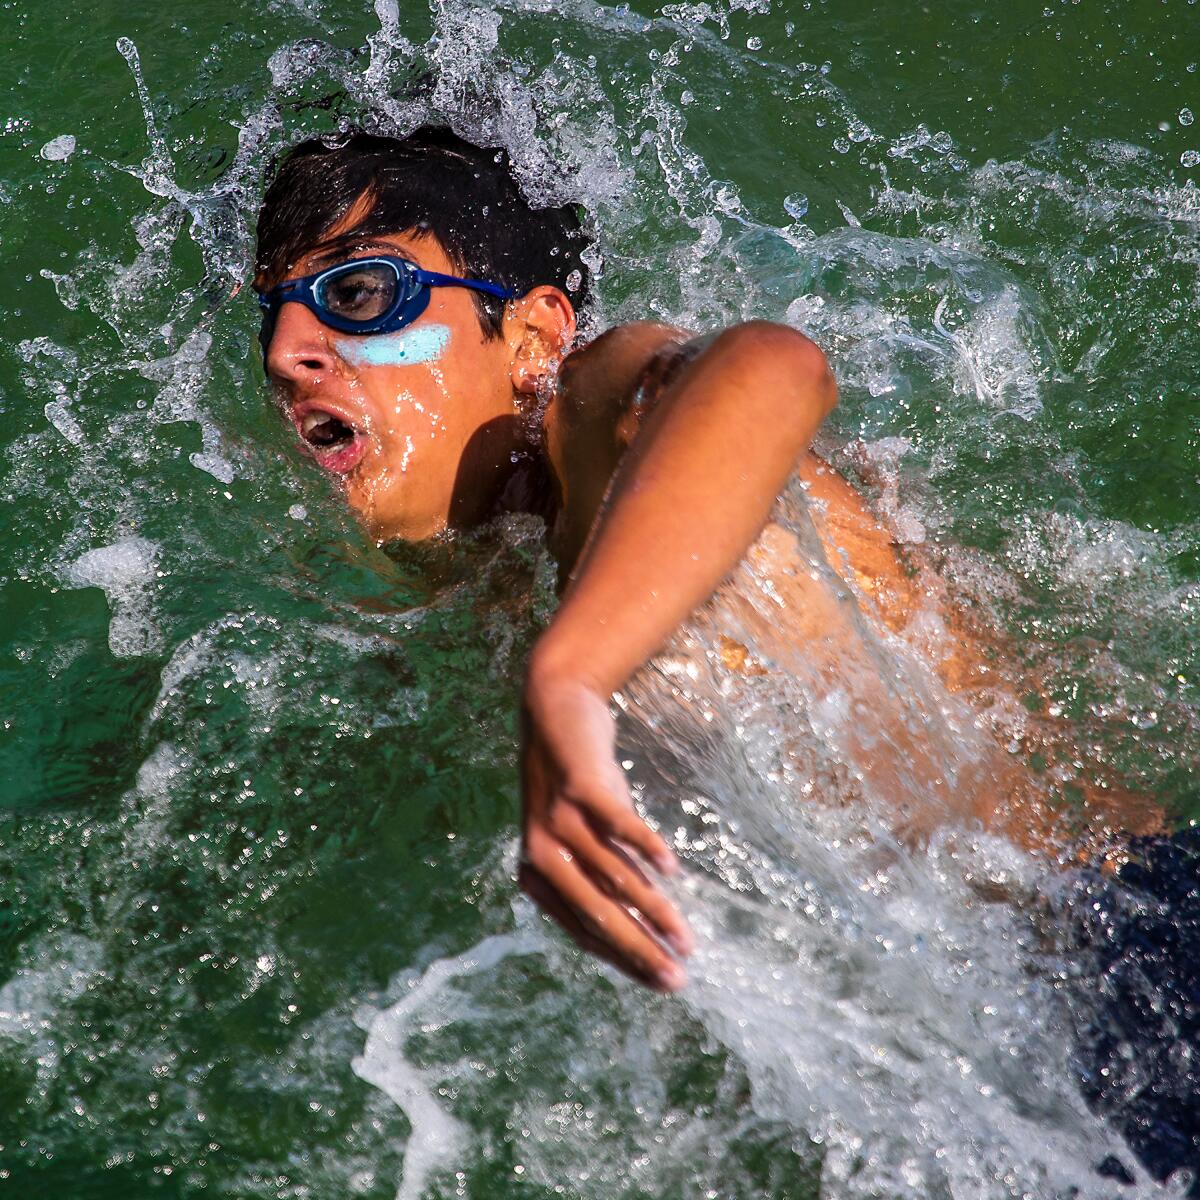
left=518, top=665, right=693, bottom=992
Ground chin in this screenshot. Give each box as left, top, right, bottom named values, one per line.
left=351, top=493, right=442, bottom=544
left=342, top=451, right=453, bottom=541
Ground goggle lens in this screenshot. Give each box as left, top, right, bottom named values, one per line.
left=316, top=261, right=404, bottom=324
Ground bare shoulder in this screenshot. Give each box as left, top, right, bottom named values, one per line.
left=541, top=323, right=689, bottom=576
left=555, top=321, right=687, bottom=427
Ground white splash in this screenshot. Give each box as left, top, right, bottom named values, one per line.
left=62, top=537, right=162, bottom=657
left=353, top=931, right=541, bottom=1200
left=39, top=134, right=76, bottom=161
left=44, top=398, right=85, bottom=445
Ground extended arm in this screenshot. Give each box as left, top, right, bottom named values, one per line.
left=520, top=320, right=837, bottom=990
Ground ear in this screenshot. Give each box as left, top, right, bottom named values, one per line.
left=505, top=285, right=577, bottom=395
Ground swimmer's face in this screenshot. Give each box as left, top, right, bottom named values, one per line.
left=261, top=227, right=573, bottom=541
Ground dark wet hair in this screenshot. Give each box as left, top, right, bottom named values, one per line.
left=254, top=124, right=594, bottom=338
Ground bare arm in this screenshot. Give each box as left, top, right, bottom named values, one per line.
left=541, top=320, right=835, bottom=689
left=520, top=320, right=837, bottom=990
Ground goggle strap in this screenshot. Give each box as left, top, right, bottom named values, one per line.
left=412, top=267, right=517, bottom=301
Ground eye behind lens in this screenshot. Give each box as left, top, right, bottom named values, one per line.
left=319, top=261, right=399, bottom=322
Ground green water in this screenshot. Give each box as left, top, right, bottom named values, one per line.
left=1, top=1, right=1198, bottom=1196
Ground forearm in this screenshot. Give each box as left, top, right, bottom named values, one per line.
left=530, top=321, right=836, bottom=695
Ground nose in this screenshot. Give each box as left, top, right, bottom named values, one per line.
left=264, top=301, right=337, bottom=389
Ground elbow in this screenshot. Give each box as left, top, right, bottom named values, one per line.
left=803, top=335, right=838, bottom=419
left=716, top=320, right=838, bottom=422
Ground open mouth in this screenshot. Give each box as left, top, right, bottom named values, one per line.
left=301, top=411, right=355, bottom=448
left=289, top=403, right=368, bottom=473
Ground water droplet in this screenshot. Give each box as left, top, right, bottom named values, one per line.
left=1180, top=107, right=1195, bottom=126
left=783, top=192, right=809, bottom=221
left=39, top=134, right=75, bottom=161
left=746, top=36, right=762, bottom=50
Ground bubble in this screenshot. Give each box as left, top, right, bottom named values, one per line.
left=1181, top=107, right=1195, bottom=126
left=1182, top=149, right=1200, bottom=167
left=746, top=36, right=762, bottom=50
left=847, top=118, right=872, bottom=143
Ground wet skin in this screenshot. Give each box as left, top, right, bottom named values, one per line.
left=260, top=243, right=941, bottom=990
left=261, top=223, right=572, bottom=542
left=260, top=225, right=828, bottom=991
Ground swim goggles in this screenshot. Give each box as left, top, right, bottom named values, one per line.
left=255, top=254, right=518, bottom=349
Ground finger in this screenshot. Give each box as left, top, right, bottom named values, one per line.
left=522, top=700, right=679, bottom=875
left=524, top=861, right=686, bottom=994
left=562, top=780, right=679, bottom=876
left=519, top=863, right=674, bottom=991
left=553, top=804, right=693, bottom=956
left=534, top=839, right=688, bottom=991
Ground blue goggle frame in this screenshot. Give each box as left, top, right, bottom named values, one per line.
left=255, top=254, right=518, bottom=351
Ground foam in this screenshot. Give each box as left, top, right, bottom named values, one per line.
left=0, top=934, right=100, bottom=1041
left=62, top=537, right=162, bottom=658
left=353, top=931, right=542, bottom=1200
left=347, top=486, right=1162, bottom=1196
left=39, top=134, right=76, bottom=161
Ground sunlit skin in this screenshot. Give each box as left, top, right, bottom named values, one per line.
left=259, top=215, right=1159, bottom=995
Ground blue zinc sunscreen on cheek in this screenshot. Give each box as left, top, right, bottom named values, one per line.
left=334, top=324, right=451, bottom=368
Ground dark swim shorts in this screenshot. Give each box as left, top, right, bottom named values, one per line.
left=1075, top=826, right=1200, bottom=1192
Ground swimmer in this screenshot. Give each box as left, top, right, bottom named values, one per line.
left=253, top=127, right=836, bottom=989
left=253, top=123, right=1163, bottom=981
left=254, top=129, right=1200, bottom=1186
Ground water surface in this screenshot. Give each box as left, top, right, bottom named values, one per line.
left=1, top=1, right=1198, bottom=1196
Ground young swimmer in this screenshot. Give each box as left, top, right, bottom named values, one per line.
left=255, top=125, right=1199, bottom=1186
left=253, top=123, right=1158, bottom=972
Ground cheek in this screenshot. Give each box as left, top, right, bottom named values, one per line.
left=388, top=389, right=450, bottom=440
left=359, top=384, right=456, bottom=491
